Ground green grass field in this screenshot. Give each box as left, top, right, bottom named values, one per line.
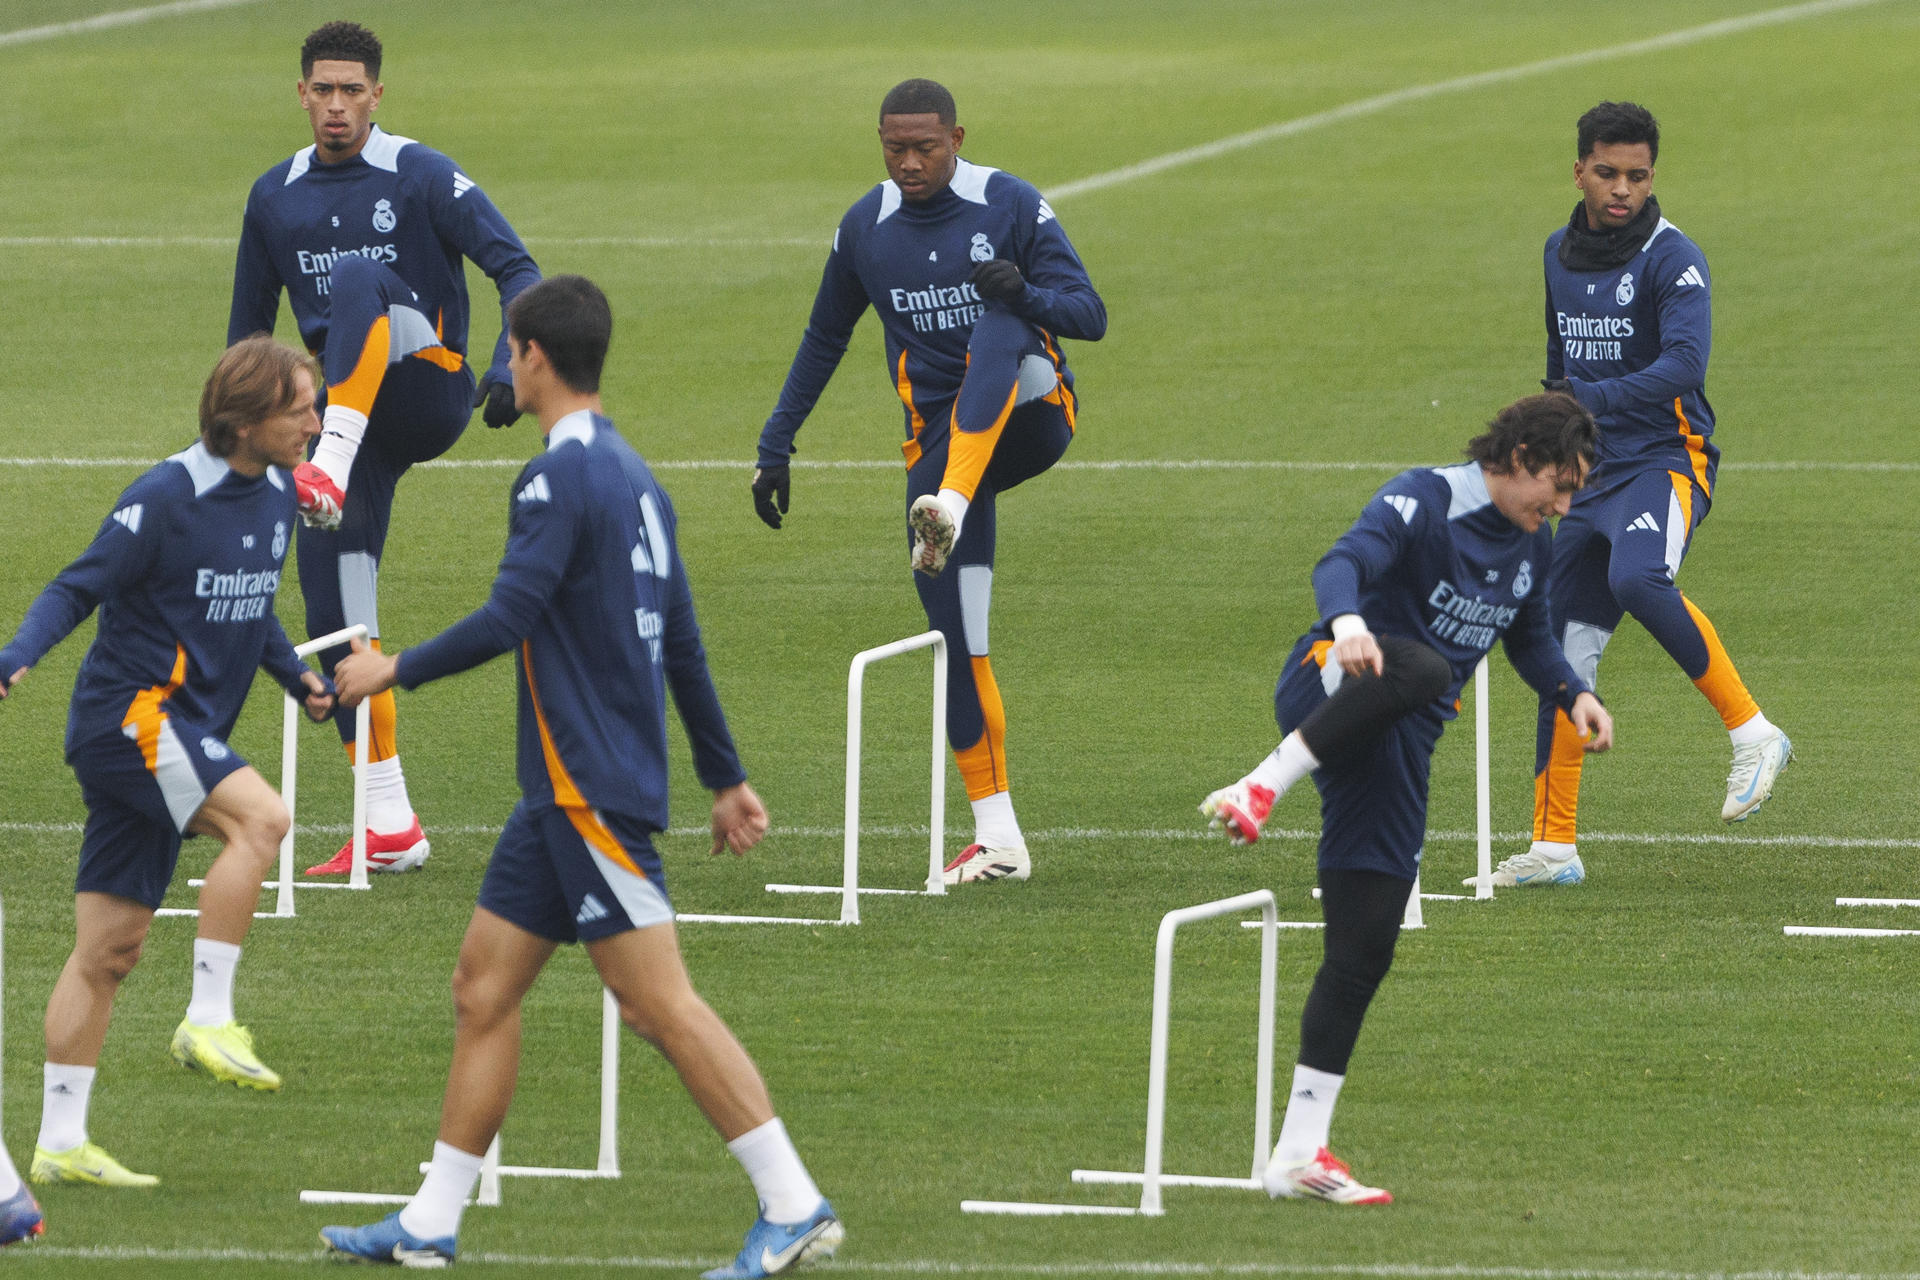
left=2, top=0, right=1917, bottom=1275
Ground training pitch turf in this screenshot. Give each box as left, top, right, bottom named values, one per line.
left=1, top=0, right=1916, bottom=1275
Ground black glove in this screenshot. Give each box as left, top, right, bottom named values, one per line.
left=474, top=377, right=521, bottom=429
left=970, top=259, right=1025, bottom=305
left=751, top=464, right=791, bottom=530
left=1541, top=378, right=1573, bottom=394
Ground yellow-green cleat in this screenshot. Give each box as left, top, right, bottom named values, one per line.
left=171, top=1018, right=282, bottom=1091
left=31, top=1140, right=159, bottom=1188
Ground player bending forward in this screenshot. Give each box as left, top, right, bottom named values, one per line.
left=1200, top=394, right=1613, bottom=1203
left=324, top=277, right=840, bottom=1276
left=0, top=338, right=336, bottom=1190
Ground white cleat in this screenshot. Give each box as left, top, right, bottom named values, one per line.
left=1264, top=1147, right=1393, bottom=1205
left=1722, top=728, right=1792, bottom=823
left=942, top=842, right=1030, bottom=885
left=1469, top=842, right=1584, bottom=888
left=908, top=494, right=957, bottom=577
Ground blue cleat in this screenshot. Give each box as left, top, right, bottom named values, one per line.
left=319, top=1211, right=454, bottom=1268
left=702, top=1200, right=843, bottom=1280
left=0, top=1183, right=44, bottom=1246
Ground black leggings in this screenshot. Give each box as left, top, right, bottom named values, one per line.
left=1294, top=634, right=1451, bottom=766
left=1298, top=867, right=1412, bottom=1075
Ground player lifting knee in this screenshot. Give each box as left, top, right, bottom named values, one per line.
left=750, top=80, right=1106, bottom=885
left=1202, top=394, right=1614, bottom=1202
left=227, top=21, right=541, bottom=876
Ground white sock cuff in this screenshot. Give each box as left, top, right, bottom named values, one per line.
left=312, top=406, right=370, bottom=489
left=726, top=1116, right=788, bottom=1162
left=1729, top=712, right=1776, bottom=745
left=429, top=1140, right=487, bottom=1179
left=969, top=790, right=1023, bottom=849
left=194, top=938, right=241, bottom=963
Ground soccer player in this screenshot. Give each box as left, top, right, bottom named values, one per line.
left=1200, top=394, right=1614, bottom=1204
left=751, top=79, right=1106, bottom=885
left=229, top=20, right=541, bottom=876
left=1495, top=101, right=1791, bottom=890
left=0, top=337, right=337, bottom=1187
left=321, top=276, right=841, bottom=1276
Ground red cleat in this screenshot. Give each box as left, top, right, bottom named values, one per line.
left=292, top=462, right=345, bottom=531
left=305, top=815, right=431, bottom=875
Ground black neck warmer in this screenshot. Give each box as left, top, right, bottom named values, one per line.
left=1557, top=194, right=1662, bottom=272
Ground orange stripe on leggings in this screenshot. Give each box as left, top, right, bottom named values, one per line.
left=1531, top=710, right=1587, bottom=844
left=942, top=374, right=1018, bottom=504
left=953, top=654, right=1010, bottom=801
left=1683, top=596, right=1760, bottom=730
left=328, top=314, right=391, bottom=416
left=339, top=639, right=401, bottom=764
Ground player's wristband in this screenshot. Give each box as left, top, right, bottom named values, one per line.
left=1330, top=614, right=1370, bottom=643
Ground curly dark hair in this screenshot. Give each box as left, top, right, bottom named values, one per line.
left=1577, top=100, right=1658, bottom=163
left=1466, top=393, right=1597, bottom=481
left=301, top=21, right=382, bottom=80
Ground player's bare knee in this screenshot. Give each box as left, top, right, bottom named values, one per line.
left=448, top=961, right=518, bottom=1031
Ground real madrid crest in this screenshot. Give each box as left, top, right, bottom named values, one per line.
left=968, top=232, right=994, bottom=263
left=1614, top=273, right=1634, bottom=306
left=272, top=521, right=288, bottom=560
left=1513, top=560, right=1533, bottom=598
left=372, top=198, right=397, bottom=233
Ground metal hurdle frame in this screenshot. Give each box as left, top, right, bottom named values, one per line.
left=963, top=890, right=1279, bottom=1217
left=161, top=625, right=371, bottom=920
left=299, top=987, right=621, bottom=1206
left=757, top=630, right=948, bottom=927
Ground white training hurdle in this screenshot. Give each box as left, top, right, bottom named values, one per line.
left=752, top=630, right=948, bottom=927
left=963, top=889, right=1281, bottom=1217
left=161, top=625, right=372, bottom=921
left=299, top=987, right=620, bottom=1207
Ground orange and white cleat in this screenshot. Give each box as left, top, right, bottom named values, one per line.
left=1263, top=1147, right=1392, bottom=1205
left=305, top=815, right=431, bottom=875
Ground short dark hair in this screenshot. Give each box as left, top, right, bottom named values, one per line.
left=301, top=21, right=382, bottom=80
left=880, top=79, right=956, bottom=126
left=507, top=275, right=612, bottom=394
left=1466, top=393, right=1598, bottom=480
left=1577, top=100, right=1658, bottom=164
left=200, top=336, right=319, bottom=458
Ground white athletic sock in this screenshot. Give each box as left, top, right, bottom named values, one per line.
left=309, top=405, right=369, bottom=490
left=727, top=1117, right=822, bottom=1223
left=1245, top=731, right=1319, bottom=800
left=186, top=937, right=241, bottom=1027
left=364, top=755, right=416, bottom=834
left=400, top=1141, right=485, bottom=1241
left=1530, top=839, right=1578, bottom=860
left=936, top=488, right=970, bottom=543
left=38, top=1063, right=95, bottom=1154
left=1269, top=1064, right=1345, bottom=1170
left=0, top=1146, right=21, bottom=1199
left=970, top=790, right=1023, bottom=850
left=1729, top=711, right=1777, bottom=746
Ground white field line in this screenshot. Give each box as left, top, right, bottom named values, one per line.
left=0, top=0, right=267, bottom=49
left=2, top=457, right=1913, bottom=474
left=1, top=820, right=1912, bottom=852
left=1048, top=0, right=1892, bottom=199
left=23, top=1245, right=1920, bottom=1279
